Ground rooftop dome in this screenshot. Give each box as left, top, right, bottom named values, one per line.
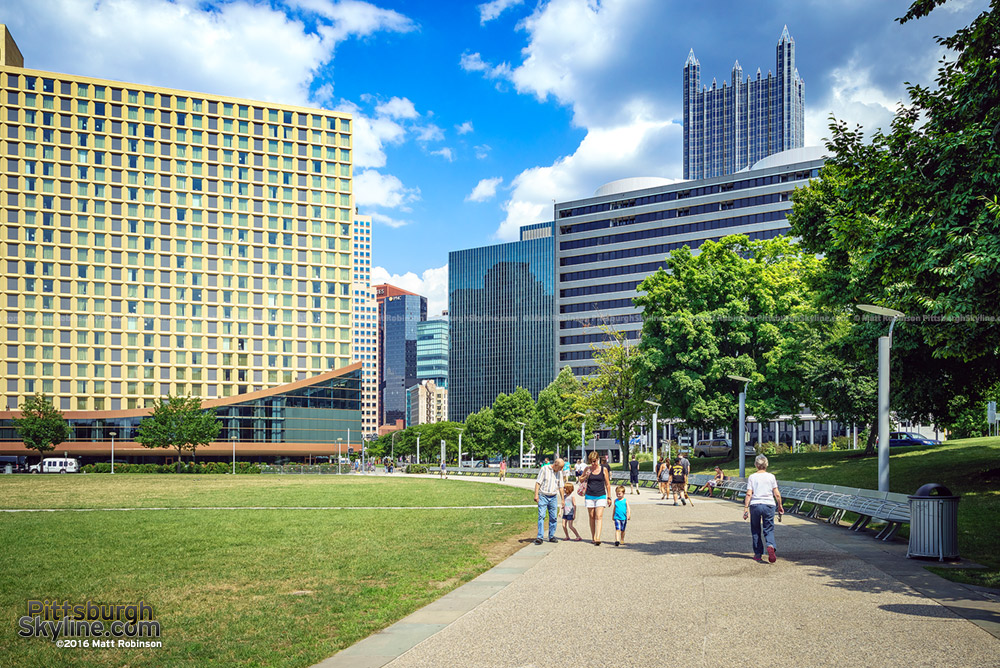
left=749, top=146, right=828, bottom=171
left=595, top=176, right=681, bottom=197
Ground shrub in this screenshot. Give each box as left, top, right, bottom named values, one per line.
left=406, top=464, right=429, bottom=474
left=831, top=436, right=852, bottom=451
left=80, top=462, right=261, bottom=474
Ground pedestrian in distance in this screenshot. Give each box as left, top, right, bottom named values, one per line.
left=703, top=466, right=725, bottom=497
left=562, top=482, right=582, bottom=541
left=628, top=453, right=640, bottom=494
left=439, top=458, right=447, bottom=479
left=534, top=458, right=565, bottom=544
left=657, top=457, right=670, bottom=499
left=612, top=485, right=632, bottom=546
left=670, top=456, right=689, bottom=505
left=579, top=450, right=612, bottom=545
left=744, top=454, right=784, bottom=563
left=499, top=459, right=507, bottom=481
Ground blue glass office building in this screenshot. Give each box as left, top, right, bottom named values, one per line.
left=377, top=287, right=426, bottom=426
left=448, top=222, right=555, bottom=422
left=416, top=319, right=448, bottom=389
left=683, top=26, right=804, bottom=179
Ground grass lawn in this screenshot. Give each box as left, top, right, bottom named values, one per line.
left=0, top=476, right=534, bottom=667
left=677, top=437, right=1000, bottom=588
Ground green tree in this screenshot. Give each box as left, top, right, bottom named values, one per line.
left=492, top=387, right=536, bottom=464
left=530, top=366, right=586, bottom=460
left=581, top=328, right=647, bottom=466
left=635, top=235, right=829, bottom=454
left=788, top=0, right=1000, bottom=420
left=13, top=394, right=72, bottom=465
left=135, top=395, right=221, bottom=466
left=463, top=407, right=497, bottom=462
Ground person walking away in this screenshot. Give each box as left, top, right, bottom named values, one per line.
left=744, top=454, right=784, bottom=562
left=656, top=457, right=669, bottom=499
left=612, top=485, right=632, bottom=546
left=579, top=450, right=612, bottom=545
left=670, top=457, right=687, bottom=505
left=562, top=482, right=582, bottom=541
left=499, top=459, right=507, bottom=481
left=678, top=452, right=693, bottom=506
left=628, top=453, right=640, bottom=495
left=534, top=458, right=565, bottom=544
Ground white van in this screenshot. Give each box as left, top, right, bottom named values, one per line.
left=29, top=458, right=80, bottom=474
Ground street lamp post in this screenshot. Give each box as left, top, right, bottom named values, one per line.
left=109, top=431, right=117, bottom=474
left=857, top=304, right=905, bottom=492
left=728, top=375, right=752, bottom=478
left=391, top=431, right=397, bottom=467
left=457, top=428, right=464, bottom=471
left=231, top=433, right=236, bottom=475
left=416, top=435, right=420, bottom=465
left=519, top=421, right=527, bottom=467
left=644, top=400, right=661, bottom=470
left=337, top=438, right=343, bottom=474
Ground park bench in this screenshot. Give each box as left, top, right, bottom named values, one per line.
left=708, top=477, right=910, bottom=541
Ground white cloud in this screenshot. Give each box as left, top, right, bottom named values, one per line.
left=496, top=119, right=682, bottom=240
left=372, top=264, right=449, bottom=316
left=466, top=177, right=504, bottom=202
left=370, top=211, right=411, bottom=229
left=474, top=144, right=492, bottom=159
left=459, top=51, right=512, bottom=81
left=5, top=0, right=415, bottom=108
left=354, top=170, right=420, bottom=209
left=456, top=121, right=474, bottom=135
left=478, top=0, right=525, bottom=25
left=375, top=96, right=419, bottom=119
left=431, top=147, right=455, bottom=162
left=414, top=124, right=445, bottom=142
left=335, top=101, right=406, bottom=169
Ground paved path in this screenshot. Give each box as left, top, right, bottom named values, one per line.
left=318, top=475, right=1000, bottom=668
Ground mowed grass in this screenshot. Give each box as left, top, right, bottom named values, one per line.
left=0, top=476, right=535, bottom=667
left=0, top=473, right=533, bottom=509
left=685, top=437, right=1000, bottom=588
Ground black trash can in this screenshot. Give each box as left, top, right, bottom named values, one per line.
left=907, top=483, right=960, bottom=561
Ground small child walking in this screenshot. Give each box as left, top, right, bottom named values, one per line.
left=613, top=485, right=631, bottom=546
left=562, top=483, right=582, bottom=541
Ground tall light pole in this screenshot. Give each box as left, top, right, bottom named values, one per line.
left=728, top=375, right=751, bottom=478
left=457, top=428, right=464, bottom=471
left=391, top=431, right=397, bottom=466
left=416, top=435, right=420, bottom=465
left=644, top=400, right=660, bottom=470
left=337, top=438, right=343, bottom=474
left=857, top=304, right=905, bottom=492
left=231, top=431, right=236, bottom=475
left=516, top=421, right=526, bottom=467
left=109, top=431, right=117, bottom=474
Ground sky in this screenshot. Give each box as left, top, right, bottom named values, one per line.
left=4, top=0, right=988, bottom=314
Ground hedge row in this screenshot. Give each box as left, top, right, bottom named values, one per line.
left=81, top=462, right=261, bottom=474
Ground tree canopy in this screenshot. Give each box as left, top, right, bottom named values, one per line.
left=491, top=387, right=536, bottom=463
left=787, top=0, right=1000, bottom=424
left=531, top=366, right=587, bottom=460
left=13, top=394, right=72, bottom=463
left=581, top=328, right=647, bottom=465
left=635, top=235, right=829, bottom=444
left=135, top=395, right=221, bottom=464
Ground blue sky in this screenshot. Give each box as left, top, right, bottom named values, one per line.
left=5, top=0, right=987, bottom=313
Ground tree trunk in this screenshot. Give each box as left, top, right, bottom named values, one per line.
left=863, top=423, right=877, bottom=456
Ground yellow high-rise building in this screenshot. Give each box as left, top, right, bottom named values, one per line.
left=0, top=25, right=357, bottom=415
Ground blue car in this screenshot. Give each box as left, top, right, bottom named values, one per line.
left=888, top=432, right=941, bottom=447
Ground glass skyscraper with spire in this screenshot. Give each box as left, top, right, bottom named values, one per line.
left=683, top=26, right=805, bottom=179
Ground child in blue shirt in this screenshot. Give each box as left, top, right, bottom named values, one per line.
left=613, top=485, right=631, bottom=546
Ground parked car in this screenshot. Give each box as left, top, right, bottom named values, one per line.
left=28, top=457, right=80, bottom=474
left=694, top=439, right=731, bottom=458
left=888, top=432, right=941, bottom=447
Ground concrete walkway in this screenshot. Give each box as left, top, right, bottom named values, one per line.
left=317, top=474, right=1000, bottom=668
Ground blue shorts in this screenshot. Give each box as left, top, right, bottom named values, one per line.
left=614, top=519, right=628, bottom=531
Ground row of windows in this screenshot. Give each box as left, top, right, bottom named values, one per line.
left=7, top=214, right=352, bottom=239
left=559, top=297, right=636, bottom=314
left=5, top=329, right=349, bottom=349
left=557, top=169, right=816, bottom=222
left=5, top=352, right=348, bottom=376
left=560, top=279, right=643, bottom=299
left=6, top=73, right=352, bottom=131
left=558, top=315, right=644, bottom=330
left=559, top=329, right=640, bottom=346
left=560, top=221, right=791, bottom=267
left=559, top=205, right=788, bottom=251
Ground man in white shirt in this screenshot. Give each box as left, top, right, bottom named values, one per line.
left=534, top=458, right=565, bottom=544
